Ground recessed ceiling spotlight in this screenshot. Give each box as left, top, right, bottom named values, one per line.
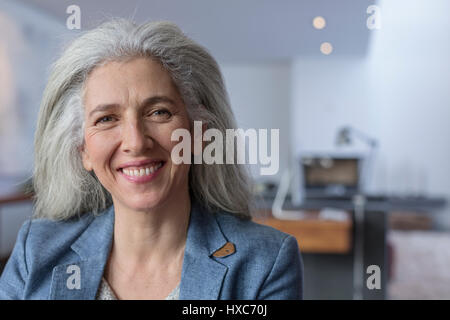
left=320, top=42, right=333, bottom=55
left=313, top=16, right=326, bottom=30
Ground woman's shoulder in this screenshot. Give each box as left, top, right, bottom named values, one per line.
left=213, top=211, right=295, bottom=251
left=28, top=212, right=95, bottom=240
left=18, top=211, right=98, bottom=261
left=211, top=210, right=303, bottom=299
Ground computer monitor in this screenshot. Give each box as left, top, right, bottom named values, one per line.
left=299, top=152, right=367, bottom=200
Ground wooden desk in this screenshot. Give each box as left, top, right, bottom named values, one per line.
left=253, top=210, right=353, bottom=254
left=0, top=193, right=33, bottom=205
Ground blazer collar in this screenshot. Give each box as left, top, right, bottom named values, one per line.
left=179, top=201, right=230, bottom=300
left=70, top=206, right=115, bottom=260
left=49, top=207, right=114, bottom=300
left=49, top=202, right=232, bottom=300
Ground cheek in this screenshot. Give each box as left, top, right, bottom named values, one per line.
left=149, top=119, right=191, bottom=154
left=84, top=132, right=117, bottom=168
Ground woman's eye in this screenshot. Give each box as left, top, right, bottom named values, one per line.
left=150, top=109, right=172, bottom=119
left=95, top=115, right=115, bottom=125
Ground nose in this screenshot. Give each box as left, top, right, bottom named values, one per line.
left=121, top=116, right=153, bottom=155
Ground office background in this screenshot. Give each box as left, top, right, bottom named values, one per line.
left=0, top=0, right=449, bottom=299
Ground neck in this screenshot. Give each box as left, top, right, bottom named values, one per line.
left=109, top=192, right=191, bottom=270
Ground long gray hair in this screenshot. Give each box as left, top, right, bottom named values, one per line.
left=33, top=18, right=253, bottom=220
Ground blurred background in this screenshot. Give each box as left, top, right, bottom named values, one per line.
left=0, top=0, right=449, bottom=299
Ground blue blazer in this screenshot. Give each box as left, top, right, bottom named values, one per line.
left=0, top=202, right=303, bottom=300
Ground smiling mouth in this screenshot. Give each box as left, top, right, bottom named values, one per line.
left=119, top=161, right=165, bottom=177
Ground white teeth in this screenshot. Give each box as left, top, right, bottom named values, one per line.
left=122, top=162, right=163, bottom=177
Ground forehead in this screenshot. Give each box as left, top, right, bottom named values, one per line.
left=83, top=57, right=181, bottom=108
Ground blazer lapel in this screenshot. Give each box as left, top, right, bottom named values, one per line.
left=48, top=257, right=109, bottom=300
left=179, top=203, right=231, bottom=300
left=49, top=207, right=114, bottom=300
left=48, top=203, right=232, bottom=300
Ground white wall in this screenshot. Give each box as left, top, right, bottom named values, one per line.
left=0, top=0, right=69, bottom=255
left=0, top=0, right=70, bottom=177
left=220, top=62, right=292, bottom=182
left=367, top=0, right=450, bottom=198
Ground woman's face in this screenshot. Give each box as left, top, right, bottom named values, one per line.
left=81, top=57, right=191, bottom=213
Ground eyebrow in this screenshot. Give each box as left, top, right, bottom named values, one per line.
left=88, top=95, right=177, bottom=118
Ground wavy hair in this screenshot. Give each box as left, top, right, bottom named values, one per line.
left=33, top=18, right=253, bottom=220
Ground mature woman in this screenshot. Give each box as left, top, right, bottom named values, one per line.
left=0, top=19, right=303, bottom=300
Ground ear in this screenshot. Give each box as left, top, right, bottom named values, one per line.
left=79, top=144, right=93, bottom=172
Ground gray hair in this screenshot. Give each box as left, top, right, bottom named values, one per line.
left=33, top=18, right=254, bottom=220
